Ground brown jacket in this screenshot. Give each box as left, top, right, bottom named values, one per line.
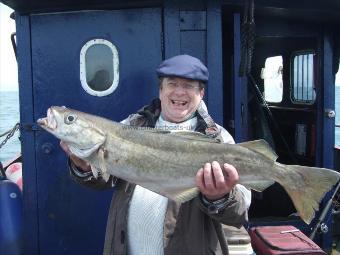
left=70, top=99, right=249, bottom=255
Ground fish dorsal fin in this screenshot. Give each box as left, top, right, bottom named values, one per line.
left=131, top=125, right=220, bottom=143
left=170, top=131, right=221, bottom=144
left=238, top=139, right=278, bottom=161
left=168, top=187, right=200, bottom=203
left=133, top=127, right=171, bottom=134
left=140, top=128, right=220, bottom=143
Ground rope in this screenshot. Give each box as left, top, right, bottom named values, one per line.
left=213, top=219, right=229, bottom=255
left=239, top=0, right=256, bottom=77
left=248, top=74, right=298, bottom=163
left=246, top=0, right=255, bottom=75
left=0, top=123, right=20, bottom=150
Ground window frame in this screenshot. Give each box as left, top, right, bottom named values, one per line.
left=290, top=50, right=316, bottom=105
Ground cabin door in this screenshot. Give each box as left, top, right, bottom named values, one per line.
left=29, top=9, right=162, bottom=255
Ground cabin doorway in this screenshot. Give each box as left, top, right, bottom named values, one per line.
left=221, top=8, right=336, bottom=229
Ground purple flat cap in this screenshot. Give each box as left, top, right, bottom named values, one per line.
left=156, top=55, right=209, bottom=82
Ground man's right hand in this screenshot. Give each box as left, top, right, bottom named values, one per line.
left=60, top=141, right=92, bottom=172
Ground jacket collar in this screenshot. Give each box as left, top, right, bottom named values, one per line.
left=132, top=98, right=221, bottom=139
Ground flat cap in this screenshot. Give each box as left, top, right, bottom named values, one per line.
left=156, top=55, right=209, bottom=82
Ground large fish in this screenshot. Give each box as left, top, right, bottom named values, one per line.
left=37, top=106, right=340, bottom=224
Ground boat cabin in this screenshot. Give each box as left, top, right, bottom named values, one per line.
left=0, top=0, right=339, bottom=254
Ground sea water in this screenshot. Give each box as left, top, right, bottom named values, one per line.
left=0, top=88, right=340, bottom=163
left=336, top=86, right=340, bottom=147
left=0, top=91, right=20, bottom=163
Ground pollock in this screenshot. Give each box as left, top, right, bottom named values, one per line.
left=37, top=106, right=340, bottom=224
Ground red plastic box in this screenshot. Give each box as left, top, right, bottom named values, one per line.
left=249, top=225, right=326, bottom=255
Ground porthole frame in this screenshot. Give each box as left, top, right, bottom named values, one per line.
left=80, top=39, right=119, bottom=97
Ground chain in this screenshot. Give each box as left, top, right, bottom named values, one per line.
left=0, top=123, right=20, bottom=149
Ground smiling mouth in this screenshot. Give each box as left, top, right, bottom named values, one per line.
left=171, top=100, right=187, bottom=107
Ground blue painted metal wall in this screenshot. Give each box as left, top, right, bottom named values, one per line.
left=16, top=1, right=224, bottom=254
left=316, top=29, right=336, bottom=249
left=18, top=8, right=163, bottom=255
left=321, top=30, right=335, bottom=169
left=164, top=0, right=223, bottom=125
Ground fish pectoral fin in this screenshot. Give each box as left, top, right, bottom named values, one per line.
left=98, top=148, right=110, bottom=181
left=168, top=187, right=200, bottom=203
left=238, top=139, right=278, bottom=161
left=243, top=180, right=275, bottom=192
left=170, top=131, right=220, bottom=144
left=69, top=142, right=103, bottom=158
left=102, top=172, right=110, bottom=182
left=89, top=148, right=110, bottom=181
left=90, top=164, right=110, bottom=182
left=90, top=165, right=100, bottom=179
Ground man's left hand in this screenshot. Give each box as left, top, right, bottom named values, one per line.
left=195, top=161, right=239, bottom=201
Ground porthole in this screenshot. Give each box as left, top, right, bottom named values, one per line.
left=80, top=39, right=119, bottom=96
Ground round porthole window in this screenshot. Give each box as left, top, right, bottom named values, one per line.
left=80, top=39, right=119, bottom=96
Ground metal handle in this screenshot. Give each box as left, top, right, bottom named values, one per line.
left=325, top=109, right=335, bottom=118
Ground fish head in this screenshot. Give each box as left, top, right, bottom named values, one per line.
left=37, top=106, right=106, bottom=158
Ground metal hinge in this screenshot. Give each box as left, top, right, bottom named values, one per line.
left=160, top=31, right=164, bottom=58
left=22, top=123, right=42, bottom=132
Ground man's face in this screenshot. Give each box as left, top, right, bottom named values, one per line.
left=159, top=77, right=204, bottom=123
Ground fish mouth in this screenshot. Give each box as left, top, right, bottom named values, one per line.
left=37, top=108, right=58, bottom=131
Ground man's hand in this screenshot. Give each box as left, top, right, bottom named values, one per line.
left=195, top=161, right=239, bottom=201
left=60, top=141, right=91, bottom=172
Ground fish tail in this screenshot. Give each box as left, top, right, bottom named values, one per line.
left=277, top=163, right=340, bottom=224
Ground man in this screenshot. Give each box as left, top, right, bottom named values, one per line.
left=61, top=55, right=251, bottom=255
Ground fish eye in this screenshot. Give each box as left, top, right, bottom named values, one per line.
left=64, top=113, right=77, bottom=124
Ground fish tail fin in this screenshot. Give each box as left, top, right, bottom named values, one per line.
left=277, top=163, right=339, bottom=224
